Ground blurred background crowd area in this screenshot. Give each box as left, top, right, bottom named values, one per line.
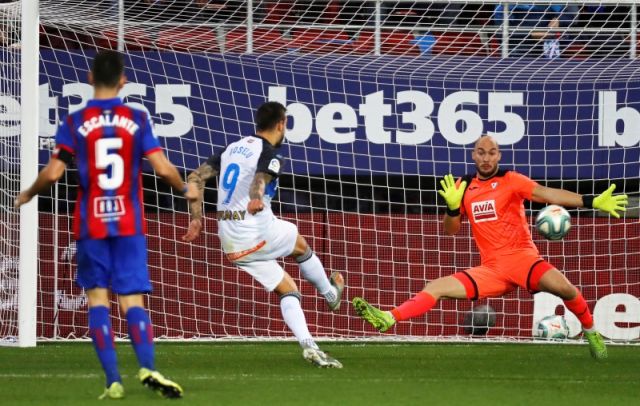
left=11, top=1, right=637, bottom=57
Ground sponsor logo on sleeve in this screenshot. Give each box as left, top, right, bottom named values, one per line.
left=471, top=199, right=497, bottom=222
left=268, top=158, right=281, bottom=173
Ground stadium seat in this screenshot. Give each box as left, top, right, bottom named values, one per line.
left=262, top=1, right=297, bottom=25
left=156, top=27, right=220, bottom=52
left=225, top=27, right=290, bottom=53
left=322, top=0, right=341, bottom=25
left=562, top=41, right=590, bottom=59
left=290, top=28, right=354, bottom=54
left=262, top=1, right=340, bottom=27
left=431, top=32, right=487, bottom=56
left=353, top=30, right=421, bottom=56
left=40, top=25, right=87, bottom=50
left=96, top=28, right=154, bottom=51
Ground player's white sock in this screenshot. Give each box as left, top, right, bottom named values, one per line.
left=296, top=250, right=336, bottom=303
left=280, top=293, right=317, bottom=349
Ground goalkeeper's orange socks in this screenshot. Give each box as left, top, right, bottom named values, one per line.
left=89, top=305, right=121, bottom=386
left=391, top=291, right=437, bottom=321
left=127, top=306, right=155, bottom=370
left=564, top=291, right=594, bottom=330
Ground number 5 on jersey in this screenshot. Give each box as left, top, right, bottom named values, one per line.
left=96, top=138, right=124, bottom=190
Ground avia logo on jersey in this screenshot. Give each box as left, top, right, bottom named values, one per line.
left=471, top=199, right=498, bottom=223
left=94, top=196, right=126, bottom=221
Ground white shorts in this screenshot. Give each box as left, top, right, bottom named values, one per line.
left=224, top=218, right=298, bottom=291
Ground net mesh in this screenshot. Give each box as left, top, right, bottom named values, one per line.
left=17, top=0, right=640, bottom=342
left=0, top=0, right=21, bottom=344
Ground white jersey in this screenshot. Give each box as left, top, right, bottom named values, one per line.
left=209, top=135, right=284, bottom=253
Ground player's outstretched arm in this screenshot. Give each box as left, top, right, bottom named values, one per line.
left=182, top=161, right=219, bottom=242
left=586, top=184, right=628, bottom=218
left=147, top=150, right=192, bottom=195
left=14, top=158, right=67, bottom=208
left=532, top=184, right=628, bottom=218
left=531, top=185, right=583, bottom=207
left=247, top=172, right=273, bottom=215
left=438, top=174, right=466, bottom=235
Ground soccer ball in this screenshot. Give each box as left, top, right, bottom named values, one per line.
left=534, top=315, right=569, bottom=340
left=535, top=204, right=571, bottom=240
left=462, top=304, right=496, bottom=335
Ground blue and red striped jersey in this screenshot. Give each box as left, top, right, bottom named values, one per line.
left=53, top=97, right=161, bottom=240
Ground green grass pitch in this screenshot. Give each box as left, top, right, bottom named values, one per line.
left=1, top=342, right=638, bottom=405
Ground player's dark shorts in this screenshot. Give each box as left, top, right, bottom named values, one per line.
left=452, top=249, right=555, bottom=300
left=76, top=235, right=152, bottom=295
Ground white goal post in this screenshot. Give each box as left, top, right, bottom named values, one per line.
left=2, top=0, right=639, bottom=345
left=0, top=0, right=38, bottom=347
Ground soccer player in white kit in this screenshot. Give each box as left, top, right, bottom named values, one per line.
left=183, top=101, right=344, bottom=368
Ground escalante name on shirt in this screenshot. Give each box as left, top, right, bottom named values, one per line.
left=77, top=114, right=140, bottom=137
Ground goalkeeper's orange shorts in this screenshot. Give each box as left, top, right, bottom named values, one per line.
left=452, top=250, right=555, bottom=300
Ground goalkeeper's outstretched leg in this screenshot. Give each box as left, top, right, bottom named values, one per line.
left=352, top=297, right=396, bottom=332
left=536, top=268, right=608, bottom=360
left=584, top=331, right=608, bottom=360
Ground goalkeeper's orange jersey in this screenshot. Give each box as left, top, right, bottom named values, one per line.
left=459, top=169, right=539, bottom=264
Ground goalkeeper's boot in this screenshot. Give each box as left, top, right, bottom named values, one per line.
left=98, top=382, right=125, bottom=400
left=584, top=330, right=608, bottom=360
left=327, top=271, right=345, bottom=311
left=302, top=346, right=343, bottom=369
left=352, top=297, right=396, bottom=333
left=138, top=368, right=184, bottom=398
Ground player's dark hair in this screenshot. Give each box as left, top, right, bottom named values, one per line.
left=91, top=50, right=125, bottom=88
left=255, top=102, right=286, bottom=131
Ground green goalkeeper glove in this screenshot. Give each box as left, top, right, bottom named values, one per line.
left=588, top=184, right=628, bottom=219
left=438, top=174, right=467, bottom=216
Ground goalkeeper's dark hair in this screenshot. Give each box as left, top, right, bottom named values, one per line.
left=91, top=50, right=125, bottom=88
left=255, top=102, right=286, bottom=132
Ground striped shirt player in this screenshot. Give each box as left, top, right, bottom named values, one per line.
left=352, top=135, right=628, bottom=360
left=183, top=101, right=344, bottom=368
left=52, top=98, right=168, bottom=295
left=15, top=51, right=193, bottom=399
left=55, top=99, right=159, bottom=241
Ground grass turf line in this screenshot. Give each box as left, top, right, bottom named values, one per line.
left=0, top=342, right=638, bottom=405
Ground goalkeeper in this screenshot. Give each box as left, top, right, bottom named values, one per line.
left=353, top=135, right=627, bottom=359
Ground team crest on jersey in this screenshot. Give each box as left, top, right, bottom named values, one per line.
left=492, top=182, right=498, bottom=189
left=471, top=199, right=497, bottom=222
left=94, top=196, right=126, bottom=221
left=268, top=158, right=280, bottom=173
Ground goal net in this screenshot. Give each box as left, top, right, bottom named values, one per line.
left=0, top=0, right=22, bottom=344
left=15, top=0, right=640, bottom=343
